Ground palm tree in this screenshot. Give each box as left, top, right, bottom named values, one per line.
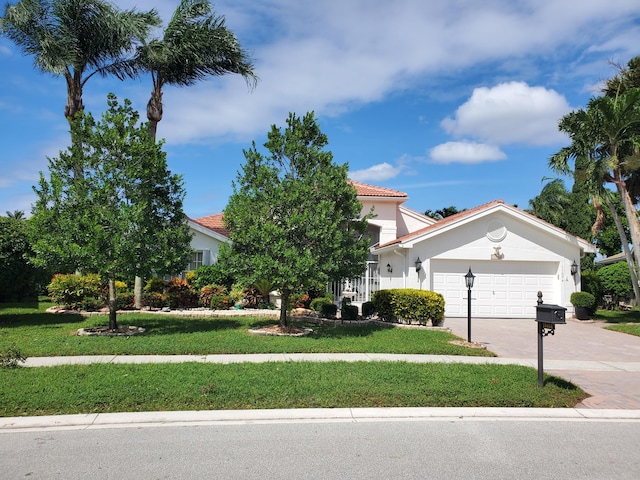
left=113, top=0, right=256, bottom=308
left=118, top=0, right=257, bottom=140
left=550, top=89, right=640, bottom=302
left=527, top=179, right=571, bottom=230
left=5, top=210, right=25, bottom=220
left=1, top=0, right=159, bottom=176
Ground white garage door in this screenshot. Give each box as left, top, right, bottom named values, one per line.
left=432, top=260, right=558, bottom=318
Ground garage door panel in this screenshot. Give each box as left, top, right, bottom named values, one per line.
left=432, top=260, right=558, bottom=318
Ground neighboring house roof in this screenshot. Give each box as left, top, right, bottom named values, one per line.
left=190, top=214, right=230, bottom=239
left=374, top=199, right=597, bottom=253
left=596, top=248, right=634, bottom=266
left=350, top=180, right=407, bottom=198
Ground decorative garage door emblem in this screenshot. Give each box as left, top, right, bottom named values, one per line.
left=486, top=220, right=507, bottom=242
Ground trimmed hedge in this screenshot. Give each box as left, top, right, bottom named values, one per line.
left=341, top=304, right=359, bottom=320
left=372, top=288, right=445, bottom=325
left=570, top=291, right=596, bottom=309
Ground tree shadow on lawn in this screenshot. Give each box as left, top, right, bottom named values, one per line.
left=593, top=309, right=640, bottom=324
left=122, top=316, right=242, bottom=335
left=248, top=318, right=394, bottom=339
left=0, top=311, right=85, bottom=328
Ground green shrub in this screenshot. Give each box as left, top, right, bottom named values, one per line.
left=47, top=273, right=103, bottom=309
left=570, top=291, right=596, bottom=309
left=165, top=278, right=198, bottom=309
left=581, top=270, right=603, bottom=305
left=362, top=301, right=375, bottom=318
left=372, top=288, right=445, bottom=324
left=320, top=303, right=338, bottom=318
left=0, top=345, right=26, bottom=368
left=210, top=295, right=232, bottom=310
left=597, top=262, right=633, bottom=301
left=341, top=304, right=359, bottom=320
left=310, top=297, right=333, bottom=311
left=199, top=284, right=227, bottom=307
left=191, top=264, right=234, bottom=291
left=289, top=293, right=311, bottom=309
left=115, top=292, right=135, bottom=310
left=141, top=292, right=166, bottom=308
left=144, top=278, right=167, bottom=294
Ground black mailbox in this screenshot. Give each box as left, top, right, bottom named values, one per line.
left=536, top=304, right=566, bottom=324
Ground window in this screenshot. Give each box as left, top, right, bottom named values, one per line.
left=188, top=251, right=204, bottom=271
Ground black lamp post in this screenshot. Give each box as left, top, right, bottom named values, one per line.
left=464, top=267, right=475, bottom=343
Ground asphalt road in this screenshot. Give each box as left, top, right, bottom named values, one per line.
left=2, top=418, right=639, bottom=480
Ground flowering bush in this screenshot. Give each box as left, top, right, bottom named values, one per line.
left=165, top=278, right=198, bottom=309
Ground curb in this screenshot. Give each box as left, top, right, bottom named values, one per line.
left=3, top=407, right=640, bottom=432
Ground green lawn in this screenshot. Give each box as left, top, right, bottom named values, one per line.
left=0, top=301, right=495, bottom=357
left=0, top=300, right=588, bottom=416
left=593, top=309, right=640, bottom=337
left=0, top=362, right=586, bottom=416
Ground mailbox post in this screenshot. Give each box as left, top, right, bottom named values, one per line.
left=535, top=302, right=566, bottom=387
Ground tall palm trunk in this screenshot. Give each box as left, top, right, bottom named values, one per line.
left=134, top=83, right=163, bottom=309
left=65, top=72, right=85, bottom=180
left=605, top=197, right=640, bottom=303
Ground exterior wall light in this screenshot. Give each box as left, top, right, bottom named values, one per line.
left=386, top=263, right=393, bottom=273
left=570, top=260, right=578, bottom=277
left=415, top=257, right=422, bottom=272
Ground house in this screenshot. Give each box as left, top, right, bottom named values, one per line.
left=186, top=181, right=596, bottom=318
left=184, top=214, right=230, bottom=270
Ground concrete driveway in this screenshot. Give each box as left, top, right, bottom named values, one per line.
left=445, top=316, right=640, bottom=409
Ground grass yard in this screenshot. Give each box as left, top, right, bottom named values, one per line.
left=0, top=301, right=495, bottom=357
left=0, top=300, right=589, bottom=416
left=0, top=362, right=586, bottom=417
left=594, top=309, right=640, bottom=337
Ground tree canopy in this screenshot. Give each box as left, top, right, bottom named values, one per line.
left=222, top=112, right=371, bottom=327
left=30, top=94, right=192, bottom=328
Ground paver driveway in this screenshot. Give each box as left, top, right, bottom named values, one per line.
left=445, top=316, right=640, bottom=409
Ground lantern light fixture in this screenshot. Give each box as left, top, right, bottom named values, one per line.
left=415, top=257, right=422, bottom=272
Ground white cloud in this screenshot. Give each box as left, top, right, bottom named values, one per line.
left=350, top=162, right=403, bottom=182
left=429, top=141, right=506, bottom=165
left=441, top=82, right=572, bottom=146
left=111, top=0, right=638, bottom=145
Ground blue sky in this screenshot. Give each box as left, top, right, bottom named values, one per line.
left=1, top=0, right=639, bottom=219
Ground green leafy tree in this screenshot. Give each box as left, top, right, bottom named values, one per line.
left=597, top=261, right=633, bottom=302
left=0, top=0, right=159, bottom=176
left=30, top=94, right=192, bottom=329
left=0, top=216, right=45, bottom=301
left=222, top=112, right=371, bottom=328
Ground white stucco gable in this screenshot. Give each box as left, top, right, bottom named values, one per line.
left=374, top=200, right=597, bottom=318
left=186, top=218, right=230, bottom=267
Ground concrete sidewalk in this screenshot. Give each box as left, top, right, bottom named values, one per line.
left=21, top=352, right=640, bottom=373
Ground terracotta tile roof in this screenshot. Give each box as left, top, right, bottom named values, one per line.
left=349, top=180, right=407, bottom=198
left=191, top=213, right=230, bottom=238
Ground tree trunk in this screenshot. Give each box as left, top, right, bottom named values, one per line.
left=134, top=276, right=143, bottom=309
left=616, top=181, right=640, bottom=286
left=147, top=86, right=163, bottom=141
left=108, top=277, right=118, bottom=330
left=65, top=72, right=85, bottom=181
left=606, top=199, right=640, bottom=304
left=279, top=287, right=290, bottom=328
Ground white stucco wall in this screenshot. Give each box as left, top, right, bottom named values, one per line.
left=377, top=209, right=586, bottom=315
